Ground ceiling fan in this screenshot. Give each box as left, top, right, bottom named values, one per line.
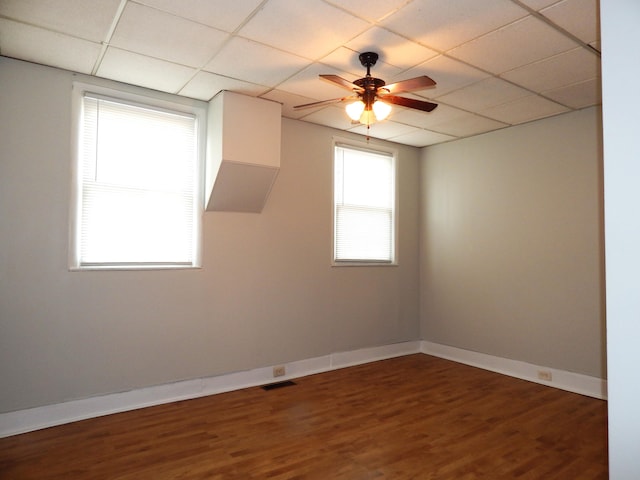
left=294, top=51, right=438, bottom=127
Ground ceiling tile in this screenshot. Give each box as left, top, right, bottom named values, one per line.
left=482, top=95, right=569, bottom=124
left=323, top=0, right=411, bottom=22
left=347, top=120, right=421, bottom=140
left=386, top=129, right=456, bottom=147
left=437, top=77, right=530, bottom=111
left=205, top=37, right=309, bottom=87
left=346, top=27, right=439, bottom=71
left=238, top=0, right=370, bottom=59
left=134, top=0, right=264, bottom=32
left=0, top=0, right=121, bottom=42
left=540, top=0, right=600, bottom=45
left=0, top=19, right=101, bottom=74
left=275, top=63, right=358, bottom=102
left=517, top=0, right=562, bottom=10
left=179, top=71, right=269, bottom=101
left=402, top=55, right=491, bottom=98
left=390, top=103, right=468, bottom=129
left=543, top=78, right=601, bottom=109
left=381, top=0, right=527, bottom=51
left=97, top=47, right=196, bottom=94
left=110, top=2, right=229, bottom=68
left=317, top=47, right=366, bottom=77
left=501, top=47, right=600, bottom=92
left=261, top=89, right=318, bottom=118
left=429, top=112, right=507, bottom=137
left=448, top=16, right=578, bottom=74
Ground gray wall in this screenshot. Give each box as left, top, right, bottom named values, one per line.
left=0, top=57, right=420, bottom=413
left=0, top=54, right=607, bottom=417
left=419, top=107, right=605, bottom=378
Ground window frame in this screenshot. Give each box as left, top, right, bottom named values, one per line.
left=69, top=81, right=206, bottom=271
left=332, top=138, right=399, bottom=267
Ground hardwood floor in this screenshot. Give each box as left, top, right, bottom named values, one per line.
left=0, top=354, right=608, bottom=479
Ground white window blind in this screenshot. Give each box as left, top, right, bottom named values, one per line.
left=334, top=144, right=396, bottom=263
left=74, top=93, right=201, bottom=268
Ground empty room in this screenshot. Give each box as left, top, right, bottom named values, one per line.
left=1, top=0, right=639, bottom=478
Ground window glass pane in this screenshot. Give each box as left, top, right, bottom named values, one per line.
left=341, top=150, right=392, bottom=208
left=335, top=205, right=392, bottom=261
left=73, top=90, right=201, bottom=268
left=89, top=98, right=195, bottom=192
left=80, top=184, right=194, bottom=264
left=334, top=144, right=395, bottom=263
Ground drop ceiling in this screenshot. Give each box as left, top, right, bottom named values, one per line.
left=0, top=0, right=601, bottom=147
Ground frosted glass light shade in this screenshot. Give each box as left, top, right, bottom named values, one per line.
left=346, top=100, right=365, bottom=120
left=372, top=100, right=392, bottom=120
left=359, top=110, right=376, bottom=125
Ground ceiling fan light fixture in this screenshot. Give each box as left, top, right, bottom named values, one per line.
left=372, top=100, right=392, bottom=121
left=295, top=51, right=438, bottom=129
left=346, top=100, right=365, bottom=121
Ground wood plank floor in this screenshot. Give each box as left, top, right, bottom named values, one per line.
left=0, top=354, right=608, bottom=479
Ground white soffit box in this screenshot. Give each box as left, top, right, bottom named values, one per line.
left=206, top=91, right=281, bottom=213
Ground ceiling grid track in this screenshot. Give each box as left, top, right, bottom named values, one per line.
left=90, top=0, right=128, bottom=76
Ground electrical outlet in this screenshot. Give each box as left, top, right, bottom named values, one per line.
left=537, top=370, right=552, bottom=381
left=273, top=366, right=286, bottom=377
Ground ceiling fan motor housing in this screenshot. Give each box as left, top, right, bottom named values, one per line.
left=354, top=77, right=386, bottom=108
left=359, top=51, right=379, bottom=69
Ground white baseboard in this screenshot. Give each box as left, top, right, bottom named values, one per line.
left=1, top=340, right=607, bottom=438
left=0, top=341, right=420, bottom=438
left=420, top=341, right=608, bottom=400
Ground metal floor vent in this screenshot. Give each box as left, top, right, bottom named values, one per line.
left=261, top=380, right=297, bottom=391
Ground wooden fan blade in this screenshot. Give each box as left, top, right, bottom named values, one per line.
left=382, top=75, right=436, bottom=94
left=381, top=95, right=438, bottom=112
left=294, top=97, right=351, bottom=109
left=320, top=74, right=364, bottom=92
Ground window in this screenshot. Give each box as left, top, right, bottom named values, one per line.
left=333, top=142, right=396, bottom=264
left=70, top=84, right=204, bottom=269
